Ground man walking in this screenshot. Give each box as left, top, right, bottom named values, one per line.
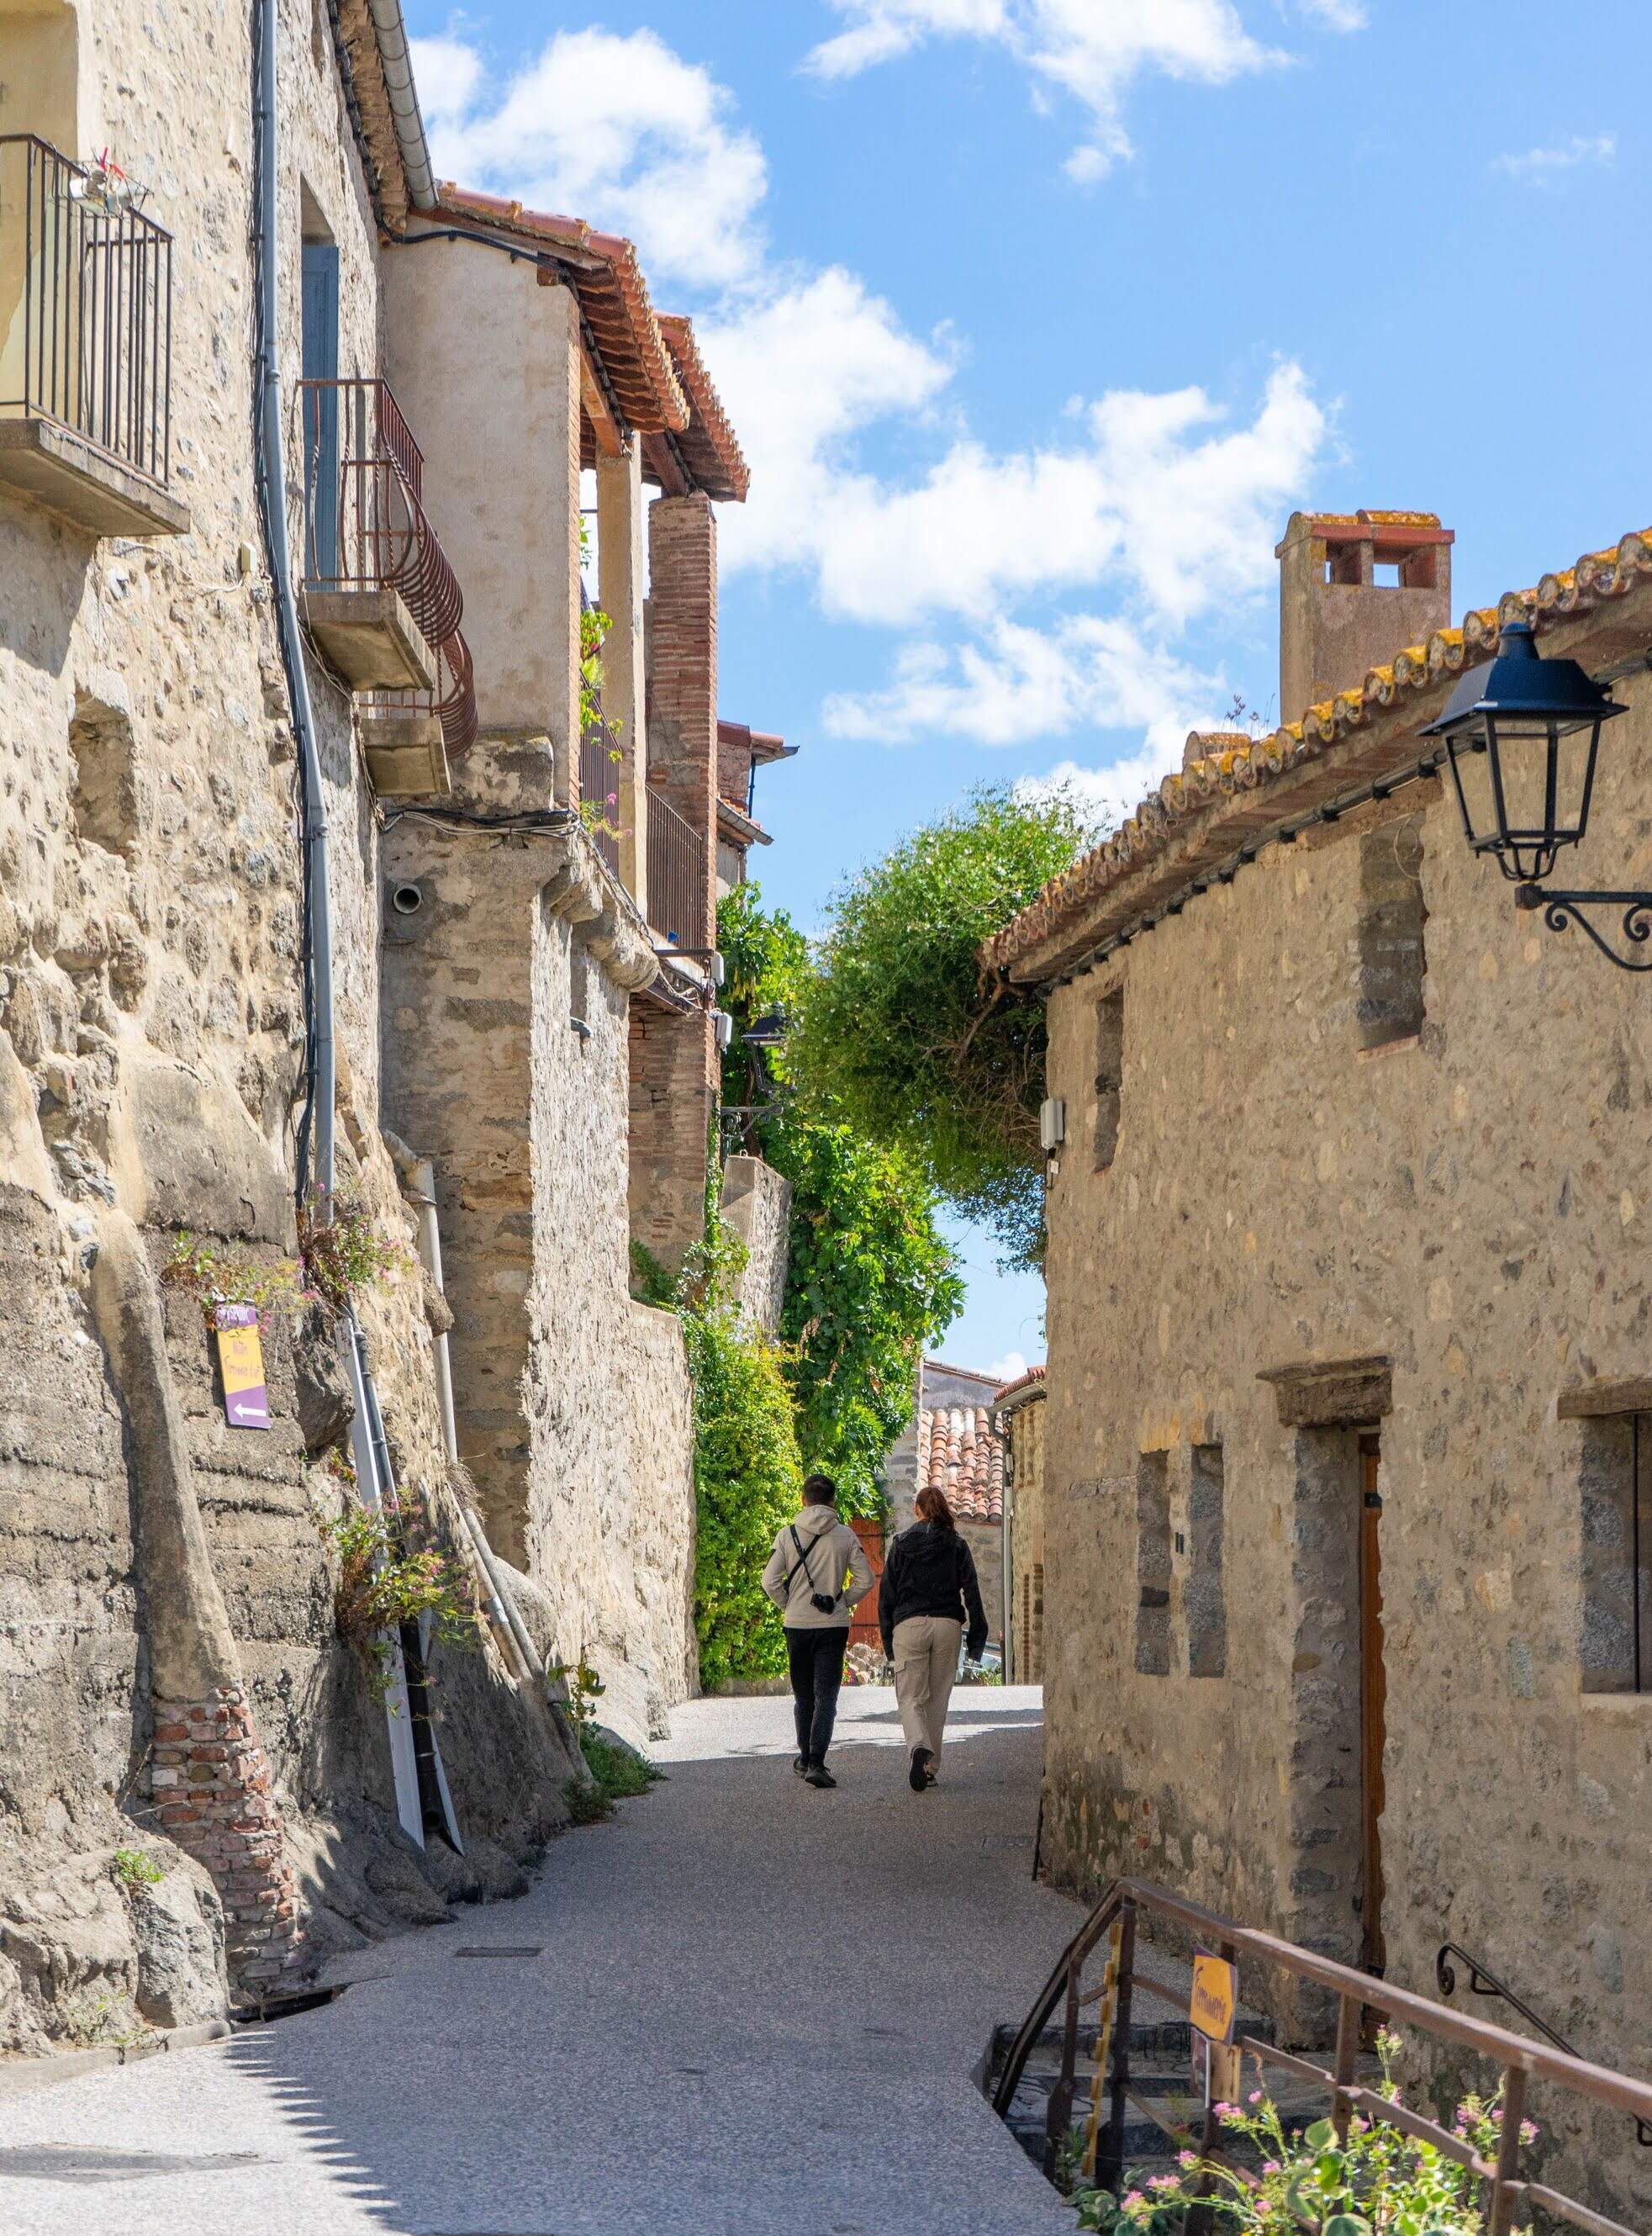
left=762, top=1474, right=874, bottom=1789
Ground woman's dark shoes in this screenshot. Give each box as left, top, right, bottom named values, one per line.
left=804, top=1763, right=837, bottom=1789
left=909, top=1746, right=933, bottom=1792
left=793, top=1755, right=808, bottom=1779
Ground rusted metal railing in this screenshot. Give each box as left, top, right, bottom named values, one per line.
left=579, top=721, right=623, bottom=877
left=993, top=1877, right=1652, bottom=2236
left=298, top=375, right=476, bottom=759
left=0, top=135, right=174, bottom=484
left=647, top=787, right=706, bottom=951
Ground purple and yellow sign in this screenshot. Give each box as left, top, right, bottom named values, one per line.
left=215, top=1304, right=270, bottom=1430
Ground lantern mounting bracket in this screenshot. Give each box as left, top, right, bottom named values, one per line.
left=1515, top=883, right=1652, bottom=972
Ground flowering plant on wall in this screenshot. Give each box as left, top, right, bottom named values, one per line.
left=1071, top=2031, right=1532, bottom=2236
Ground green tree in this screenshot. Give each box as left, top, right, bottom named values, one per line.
left=717, top=883, right=963, bottom=1513
left=789, top=785, right=1087, bottom=1266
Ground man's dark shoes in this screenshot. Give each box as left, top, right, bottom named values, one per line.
left=804, top=1763, right=837, bottom=1789
left=909, top=1745, right=933, bottom=1792
left=793, top=1755, right=808, bottom=1779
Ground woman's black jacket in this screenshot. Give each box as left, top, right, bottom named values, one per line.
left=879, top=1521, right=988, bottom=1661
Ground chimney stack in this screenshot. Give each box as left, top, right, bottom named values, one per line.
left=1276, top=510, right=1454, bottom=722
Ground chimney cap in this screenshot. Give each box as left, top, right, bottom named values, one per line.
left=1276, top=509, right=1454, bottom=559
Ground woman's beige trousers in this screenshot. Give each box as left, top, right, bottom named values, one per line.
left=892, top=1615, right=963, bottom=1765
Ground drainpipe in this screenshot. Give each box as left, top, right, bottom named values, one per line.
left=253, top=0, right=334, bottom=1207
left=363, top=0, right=436, bottom=209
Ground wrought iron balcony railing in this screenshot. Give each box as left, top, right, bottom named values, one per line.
left=647, top=788, right=707, bottom=952
left=0, top=135, right=177, bottom=506
left=579, top=720, right=624, bottom=878
left=298, top=375, right=476, bottom=762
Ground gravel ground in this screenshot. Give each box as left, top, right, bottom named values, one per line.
left=0, top=1685, right=1083, bottom=2235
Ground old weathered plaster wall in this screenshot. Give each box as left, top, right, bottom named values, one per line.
left=1004, top=1393, right=1046, bottom=1682
left=1039, top=676, right=1652, bottom=2217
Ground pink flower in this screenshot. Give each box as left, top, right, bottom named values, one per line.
left=1149, top=2176, right=1177, bottom=2191
left=1262, top=2161, right=1281, bottom=2176
left=1212, top=2102, right=1237, bottom=2120
left=1123, top=2191, right=1145, bottom=2208
left=1177, top=2152, right=1197, bottom=2169
left=1248, top=2091, right=1263, bottom=2105
left=1520, top=2121, right=1539, bottom=2144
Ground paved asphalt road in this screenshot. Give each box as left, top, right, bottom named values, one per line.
left=0, top=1686, right=1082, bottom=2235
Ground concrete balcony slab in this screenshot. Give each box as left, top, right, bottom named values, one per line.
left=360, top=711, right=451, bottom=800
left=0, top=417, right=190, bottom=537
left=301, top=586, right=437, bottom=691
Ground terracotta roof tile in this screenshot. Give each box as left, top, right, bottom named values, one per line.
left=984, top=523, right=1652, bottom=979
left=658, top=315, right=749, bottom=504
left=916, top=1406, right=1005, bottom=1525
left=993, top=1363, right=1047, bottom=1409
left=429, top=186, right=689, bottom=436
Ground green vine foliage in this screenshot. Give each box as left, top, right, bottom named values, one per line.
left=717, top=884, right=963, bottom=1514
left=316, top=1504, right=478, bottom=1701
left=682, top=1299, right=802, bottom=1692
left=788, top=785, right=1089, bottom=1267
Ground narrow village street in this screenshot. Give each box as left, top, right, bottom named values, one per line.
left=0, top=1689, right=1076, bottom=2236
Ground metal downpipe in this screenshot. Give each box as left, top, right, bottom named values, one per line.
left=253, top=0, right=335, bottom=1204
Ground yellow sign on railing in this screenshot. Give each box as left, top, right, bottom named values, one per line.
left=1190, top=1952, right=1238, bottom=2044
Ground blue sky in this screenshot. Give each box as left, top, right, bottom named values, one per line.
left=404, top=0, right=1652, bottom=1378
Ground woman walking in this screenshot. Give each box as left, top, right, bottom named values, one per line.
left=761, top=1473, right=875, bottom=1789
left=879, top=1485, right=988, bottom=1791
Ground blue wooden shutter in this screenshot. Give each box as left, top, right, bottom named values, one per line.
left=301, top=243, right=340, bottom=579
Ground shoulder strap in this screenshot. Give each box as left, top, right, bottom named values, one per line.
left=782, top=1524, right=820, bottom=1598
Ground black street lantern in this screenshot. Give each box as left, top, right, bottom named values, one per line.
left=742, top=1007, right=788, bottom=1049
left=1422, top=621, right=1627, bottom=883
left=1422, top=621, right=1652, bottom=970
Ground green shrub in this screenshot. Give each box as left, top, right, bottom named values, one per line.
left=683, top=1303, right=802, bottom=1691
left=111, top=1847, right=164, bottom=1889
left=1070, top=2029, right=1530, bottom=2235
left=790, top=785, right=1088, bottom=1266
left=563, top=1726, right=662, bottom=1825
left=315, top=1504, right=478, bottom=1700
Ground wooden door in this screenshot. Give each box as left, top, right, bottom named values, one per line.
left=1358, top=1435, right=1386, bottom=1975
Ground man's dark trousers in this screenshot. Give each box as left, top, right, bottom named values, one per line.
left=784, top=1626, right=848, bottom=1764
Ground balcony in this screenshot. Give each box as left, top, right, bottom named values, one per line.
left=647, top=788, right=708, bottom=953
left=579, top=717, right=624, bottom=880
left=0, top=135, right=188, bottom=537
left=298, top=376, right=477, bottom=796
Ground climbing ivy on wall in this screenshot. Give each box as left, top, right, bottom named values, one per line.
left=717, top=884, right=963, bottom=1516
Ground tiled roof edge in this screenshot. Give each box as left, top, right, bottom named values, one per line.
left=984, top=523, right=1652, bottom=979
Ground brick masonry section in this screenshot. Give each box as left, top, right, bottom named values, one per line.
left=629, top=1001, right=717, bottom=1270
left=647, top=492, right=719, bottom=949
left=150, top=1688, right=303, bottom=1995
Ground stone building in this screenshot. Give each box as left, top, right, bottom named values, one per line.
left=884, top=1359, right=1008, bottom=1652
left=985, top=508, right=1652, bottom=2219
left=0, top=0, right=782, bottom=2051
left=995, top=1364, right=1046, bottom=1684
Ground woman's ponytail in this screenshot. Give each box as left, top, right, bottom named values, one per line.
left=916, top=1485, right=957, bottom=1531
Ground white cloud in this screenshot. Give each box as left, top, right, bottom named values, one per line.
left=824, top=616, right=1222, bottom=752
left=409, top=24, right=1329, bottom=783
left=411, top=27, right=768, bottom=289
left=1492, top=133, right=1616, bottom=182
left=1296, top=0, right=1366, bottom=28
left=709, top=343, right=1324, bottom=646
left=803, top=0, right=1305, bottom=179
left=986, top=1349, right=1031, bottom=1383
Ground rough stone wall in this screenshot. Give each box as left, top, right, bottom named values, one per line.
left=720, top=1153, right=791, bottom=1335
left=1038, top=681, right=1652, bottom=2220
left=629, top=1001, right=718, bottom=1270
left=0, top=0, right=575, bottom=2053
left=381, top=785, right=698, bottom=1745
